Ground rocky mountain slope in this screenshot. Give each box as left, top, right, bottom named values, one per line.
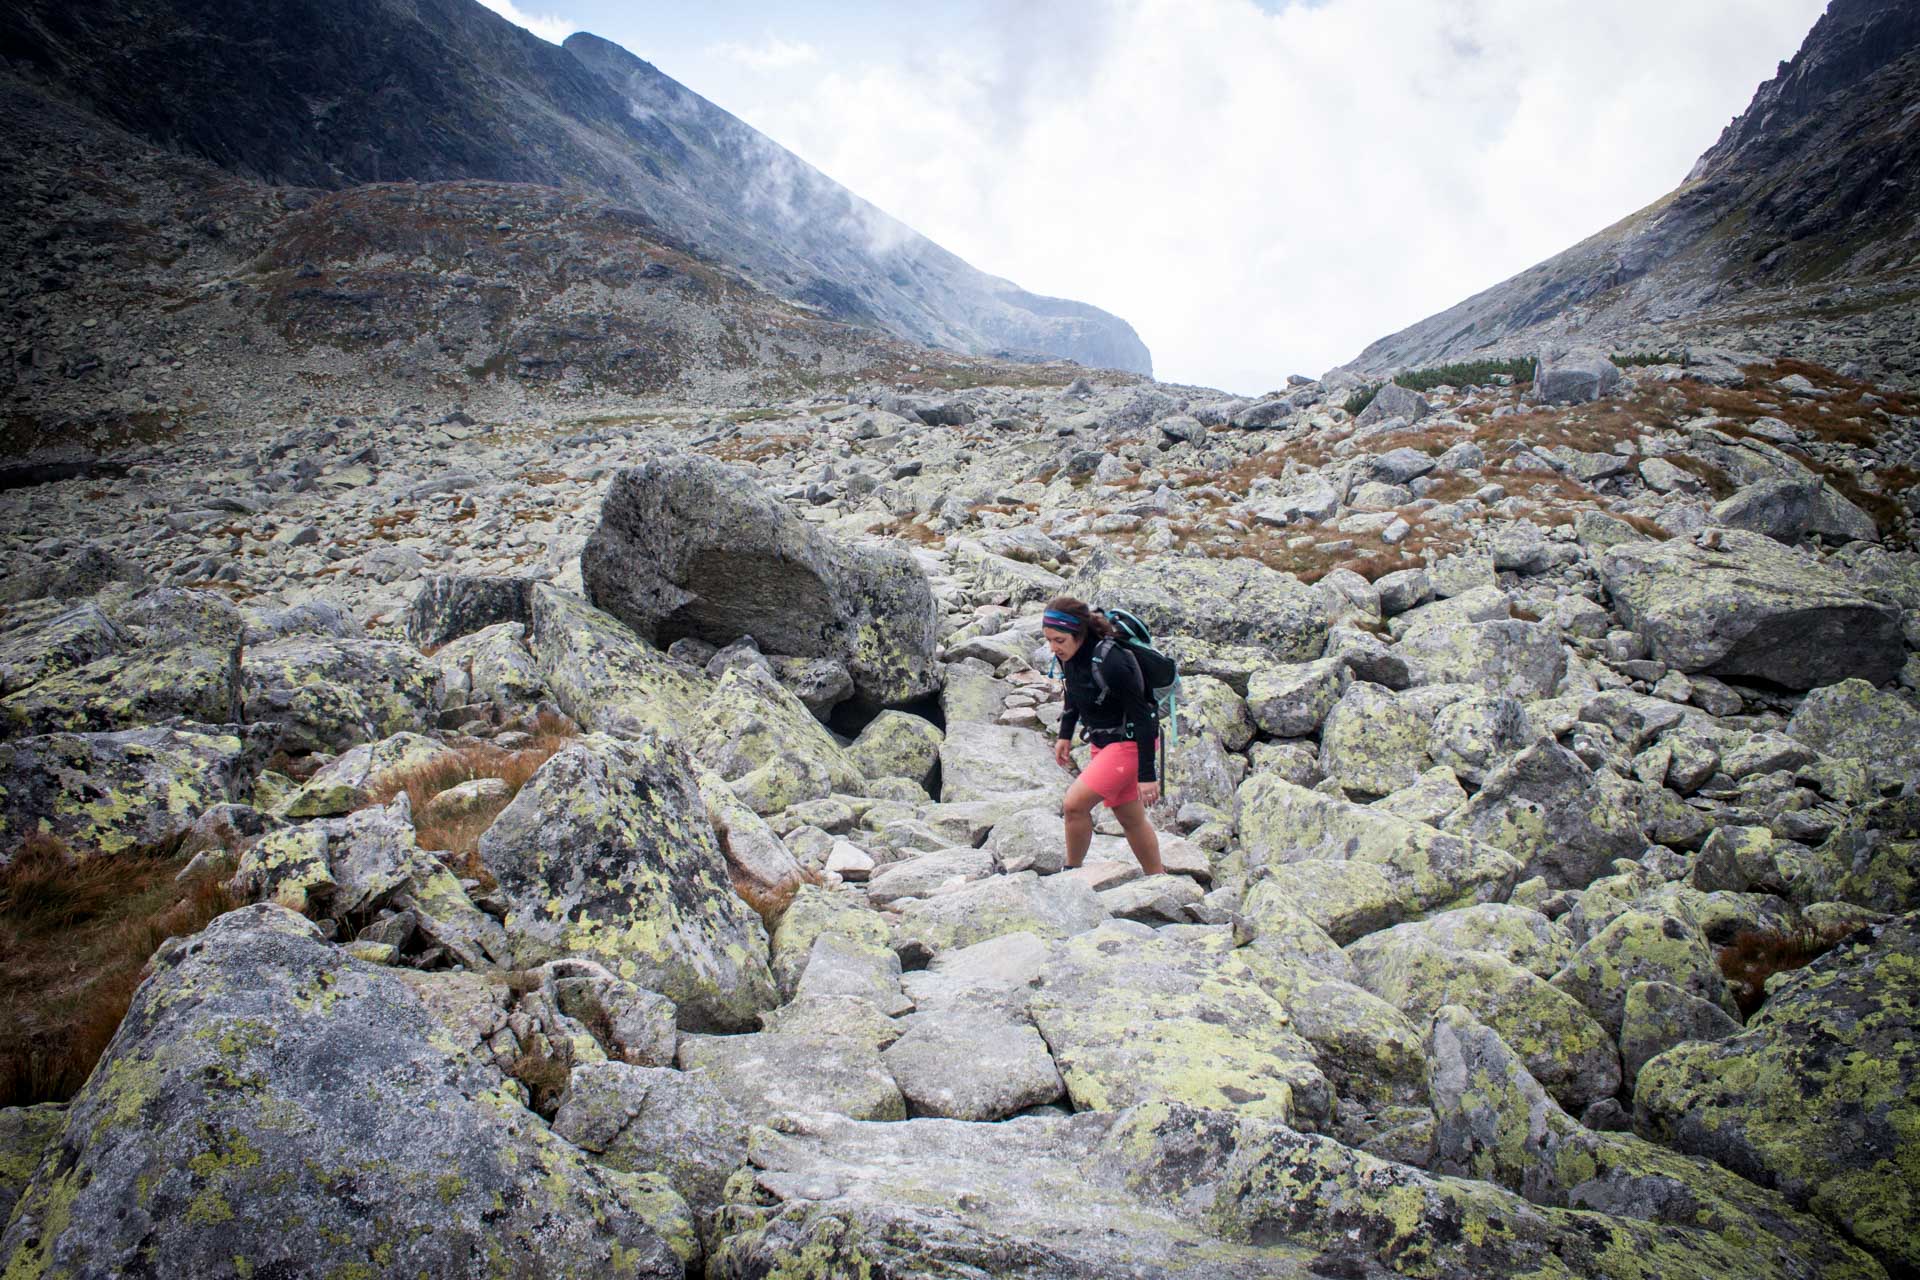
left=0, top=0, right=1150, bottom=388
left=1341, top=0, right=1920, bottom=388
left=1, top=345, right=1917, bottom=1277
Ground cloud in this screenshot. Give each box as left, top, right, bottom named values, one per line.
left=474, top=0, right=574, bottom=45
left=711, top=0, right=1829, bottom=392
left=710, top=36, right=822, bottom=71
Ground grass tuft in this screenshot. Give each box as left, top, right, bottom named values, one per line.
left=0, top=833, right=237, bottom=1106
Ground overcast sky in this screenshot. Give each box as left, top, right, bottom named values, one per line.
left=479, top=0, right=1827, bottom=393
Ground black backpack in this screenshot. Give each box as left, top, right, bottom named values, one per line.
left=1088, top=608, right=1183, bottom=780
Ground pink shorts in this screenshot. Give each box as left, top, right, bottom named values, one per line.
left=1080, top=741, right=1141, bottom=808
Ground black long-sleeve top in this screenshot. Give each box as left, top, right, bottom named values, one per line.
left=1057, top=638, right=1159, bottom=783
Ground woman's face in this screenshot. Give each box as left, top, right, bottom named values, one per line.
left=1043, top=626, right=1083, bottom=661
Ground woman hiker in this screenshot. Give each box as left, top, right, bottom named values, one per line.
left=1042, top=596, right=1164, bottom=876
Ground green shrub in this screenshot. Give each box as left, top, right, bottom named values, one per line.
left=1343, top=384, right=1380, bottom=416
left=1610, top=351, right=1683, bottom=368
left=1395, top=357, right=1536, bottom=392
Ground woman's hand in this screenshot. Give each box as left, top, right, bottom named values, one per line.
left=1139, top=781, right=1161, bottom=807
left=1054, top=738, right=1074, bottom=769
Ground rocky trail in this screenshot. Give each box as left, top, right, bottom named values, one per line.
left=1, top=351, right=1918, bottom=1278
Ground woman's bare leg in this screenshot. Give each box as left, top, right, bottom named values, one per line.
left=1062, top=778, right=1101, bottom=869
left=1111, top=797, right=1163, bottom=875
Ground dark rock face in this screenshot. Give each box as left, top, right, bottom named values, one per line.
left=0, top=0, right=1150, bottom=374
left=582, top=456, right=939, bottom=708
left=1337, top=0, right=1920, bottom=380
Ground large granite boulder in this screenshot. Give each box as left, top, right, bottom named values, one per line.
left=0, top=725, right=253, bottom=858
left=1597, top=530, right=1905, bottom=688
left=524, top=585, right=709, bottom=738
left=1787, top=678, right=1920, bottom=786
left=1069, top=547, right=1330, bottom=662
left=1424, top=1005, right=1877, bottom=1276
left=891, top=871, right=1105, bottom=962
left=1031, top=924, right=1332, bottom=1126
left=240, top=636, right=443, bottom=754
left=1444, top=740, right=1647, bottom=890
left=477, top=732, right=776, bottom=1030
left=1354, top=380, right=1431, bottom=428
left=938, top=720, right=1066, bottom=804
left=1533, top=348, right=1621, bottom=404
left=1635, top=912, right=1920, bottom=1273
left=582, top=456, right=938, bottom=706
left=0, top=906, right=695, bottom=1279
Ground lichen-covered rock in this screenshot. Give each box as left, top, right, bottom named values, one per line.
left=844, top=709, right=943, bottom=790
left=0, top=725, right=251, bottom=858
left=1348, top=903, right=1573, bottom=978
left=582, top=456, right=939, bottom=705
left=428, top=620, right=548, bottom=709
left=1175, top=674, right=1256, bottom=752
left=1423, top=1005, right=1879, bottom=1277
left=477, top=732, right=776, bottom=1031
left=891, top=870, right=1105, bottom=961
left=708, top=1110, right=1302, bottom=1278
left=0, top=906, right=695, bottom=1280
left=277, top=730, right=450, bottom=818
left=1318, top=681, right=1429, bottom=797
left=1030, top=924, right=1330, bottom=1124
left=1398, top=619, right=1567, bottom=699
left=227, top=823, right=333, bottom=914
left=794, top=933, right=911, bottom=1015
left=676, top=997, right=907, bottom=1123
left=1788, top=677, right=1920, bottom=786
left=1444, top=740, right=1647, bottom=890
left=1069, top=547, right=1330, bottom=661
left=880, top=1008, right=1065, bottom=1120
left=1245, top=655, right=1347, bottom=737
left=1236, top=775, right=1520, bottom=927
left=693, top=663, right=866, bottom=806
left=1597, top=529, right=1905, bottom=688
left=240, top=635, right=443, bottom=754
left=1240, top=953, right=1426, bottom=1109
left=769, top=883, right=891, bottom=999
left=552, top=1061, right=748, bottom=1246
left=1, top=642, right=241, bottom=739
left=1237, top=881, right=1357, bottom=979
left=0, top=601, right=125, bottom=697
left=0, top=1104, right=64, bottom=1228
left=1348, top=939, right=1620, bottom=1113
left=1426, top=692, right=1535, bottom=787
left=938, top=719, right=1067, bottom=803
left=1549, top=908, right=1736, bottom=1037
left=865, top=846, right=996, bottom=905
left=524, top=584, right=709, bottom=738
left=1635, top=912, right=1920, bottom=1273
left=1620, top=979, right=1743, bottom=1083
left=1375, top=764, right=1469, bottom=827
left=695, top=768, right=807, bottom=920
left=405, top=573, right=534, bottom=648
left=898, top=929, right=1052, bottom=1018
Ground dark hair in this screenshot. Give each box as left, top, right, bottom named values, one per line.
left=1043, top=595, right=1116, bottom=640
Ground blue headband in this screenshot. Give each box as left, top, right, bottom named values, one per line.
left=1042, top=609, right=1084, bottom=631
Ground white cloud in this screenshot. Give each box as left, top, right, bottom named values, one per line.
left=475, top=0, right=574, bottom=45
left=712, top=0, right=1829, bottom=391
left=710, top=36, right=822, bottom=71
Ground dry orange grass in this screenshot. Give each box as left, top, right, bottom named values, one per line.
left=1719, top=922, right=1860, bottom=1019
left=0, top=833, right=237, bottom=1106
left=360, top=713, right=579, bottom=880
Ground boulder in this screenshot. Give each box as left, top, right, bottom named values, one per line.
left=277, top=731, right=450, bottom=818
left=1548, top=909, right=1737, bottom=1038
left=1318, top=682, right=1429, bottom=797
left=405, top=572, right=533, bottom=648
left=1635, top=913, right=1920, bottom=1273
left=1347, top=903, right=1573, bottom=978
left=1031, top=924, right=1331, bottom=1125
left=881, top=1009, right=1065, bottom=1120
left=1398, top=619, right=1566, bottom=698
left=1069, top=548, right=1329, bottom=662
left=240, top=636, right=443, bottom=754
left=552, top=1062, right=749, bottom=1244
left=1354, top=382, right=1431, bottom=428
left=0, top=907, right=694, bottom=1279
left=845, top=709, right=944, bottom=790
left=1597, top=529, right=1905, bottom=688
left=0, top=1105, right=63, bottom=1227
left=0, top=725, right=252, bottom=858
left=891, top=871, right=1105, bottom=962
left=1444, top=740, right=1647, bottom=890
left=1533, top=348, right=1621, bottom=404
left=1, top=604, right=241, bottom=737
left=524, top=585, right=710, bottom=737
left=477, top=733, right=776, bottom=1031
left=696, top=770, right=807, bottom=920
left=693, top=664, right=865, bottom=812
left=676, top=998, right=906, bottom=1123
left=768, top=884, right=891, bottom=1000
left=582, top=456, right=938, bottom=706
left=1620, top=979, right=1743, bottom=1083
left=1788, top=678, right=1920, bottom=786
left=939, top=720, right=1066, bottom=803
